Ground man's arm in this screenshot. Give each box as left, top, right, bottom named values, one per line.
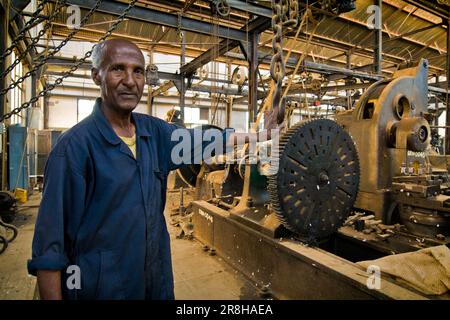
left=162, top=103, right=284, bottom=171
left=37, top=270, right=62, bottom=300
left=28, top=139, right=87, bottom=298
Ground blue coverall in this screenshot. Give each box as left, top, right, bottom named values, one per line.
left=28, top=98, right=230, bottom=299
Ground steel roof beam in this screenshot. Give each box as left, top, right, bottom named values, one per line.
left=180, top=16, right=270, bottom=76
left=224, top=0, right=272, bottom=18
left=64, top=0, right=248, bottom=42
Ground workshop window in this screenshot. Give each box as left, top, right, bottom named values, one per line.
left=200, top=108, right=209, bottom=121
left=9, top=51, right=24, bottom=125
left=183, top=106, right=207, bottom=126
left=77, top=99, right=96, bottom=122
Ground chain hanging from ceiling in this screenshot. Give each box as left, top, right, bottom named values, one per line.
left=0, top=0, right=105, bottom=99
left=0, top=0, right=68, bottom=81
left=0, top=0, right=138, bottom=123
left=0, top=0, right=50, bottom=62
left=270, top=0, right=298, bottom=125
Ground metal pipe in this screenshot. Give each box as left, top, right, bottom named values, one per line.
left=435, top=75, right=440, bottom=126
left=248, top=32, right=258, bottom=124
left=180, top=31, right=186, bottom=121
left=147, top=51, right=154, bottom=116
left=226, top=61, right=232, bottom=127
left=303, top=61, right=383, bottom=81
left=374, top=0, right=383, bottom=75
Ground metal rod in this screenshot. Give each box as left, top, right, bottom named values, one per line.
left=435, top=75, right=440, bottom=126
left=226, top=61, right=232, bottom=127
left=374, top=0, right=383, bottom=75
left=147, top=51, right=154, bottom=116
left=248, top=32, right=258, bottom=124
left=180, top=31, right=186, bottom=121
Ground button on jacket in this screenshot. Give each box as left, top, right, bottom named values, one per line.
left=28, top=98, right=229, bottom=299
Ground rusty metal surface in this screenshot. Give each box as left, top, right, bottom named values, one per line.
left=336, top=59, right=431, bottom=221
left=191, top=200, right=430, bottom=300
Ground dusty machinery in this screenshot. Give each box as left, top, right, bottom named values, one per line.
left=336, top=59, right=450, bottom=240
left=179, top=59, right=450, bottom=299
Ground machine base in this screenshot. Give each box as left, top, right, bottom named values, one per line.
left=191, top=200, right=432, bottom=300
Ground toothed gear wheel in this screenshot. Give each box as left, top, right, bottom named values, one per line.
left=268, top=119, right=360, bottom=239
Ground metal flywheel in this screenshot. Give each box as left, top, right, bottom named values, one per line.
left=268, top=119, right=360, bottom=239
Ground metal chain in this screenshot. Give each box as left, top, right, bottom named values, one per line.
left=0, top=0, right=50, bottom=62
left=269, top=0, right=298, bottom=124
left=0, top=0, right=68, bottom=80
left=270, top=0, right=286, bottom=124
left=177, top=12, right=183, bottom=39
left=280, top=0, right=297, bottom=27
left=0, top=0, right=138, bottom=123
left=0, top=0, right=103, bottom=98
left=288, top=0, right=298, bottom=27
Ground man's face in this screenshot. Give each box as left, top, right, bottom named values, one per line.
left=92, top=42, right=145, bottom=114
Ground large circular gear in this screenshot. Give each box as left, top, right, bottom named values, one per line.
left=268, top=119, right=360, bottom=239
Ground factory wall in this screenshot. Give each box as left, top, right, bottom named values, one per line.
left=46, top=90, right=250, bottom=132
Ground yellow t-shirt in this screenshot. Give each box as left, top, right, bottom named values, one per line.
left=119, top=134, right=136, bottom=158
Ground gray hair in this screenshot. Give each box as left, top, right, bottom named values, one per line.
left=91, top=41, right=107, bottom=69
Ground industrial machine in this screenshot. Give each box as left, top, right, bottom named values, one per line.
left=335, top=59, right=450, bottom=239
left=178, top=59, right=450, bottom=299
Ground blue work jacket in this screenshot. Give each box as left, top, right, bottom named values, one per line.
left=28, top=98, right=230, bottom=300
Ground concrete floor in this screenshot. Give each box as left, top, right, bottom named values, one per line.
left=0, top=191, right=259, bottom=300
left=0, top=194, right=39, bottom=299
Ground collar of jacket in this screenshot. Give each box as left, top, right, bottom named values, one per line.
left=92, top=98, right=152, bottom=145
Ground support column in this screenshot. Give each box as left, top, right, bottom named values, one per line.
left=226, top=61, right=232, bottom=127
left=180, top=31, right=186, bottom=121
left=147, top=51, right=154, bottom=116
left=0, top=0, right=7, bottom=120
left=43, top=96, right=49, bottom=129
left=445, top=19, right=450, bottom=154
left=373, top=0, right=382, bottom=75
left=435, top=75, right=440, bottom=127
left=248, top=32, right=259, bottom=125
left=346, top=51, right=352, bottom=109
left=1, top=0, right=9, bottom=190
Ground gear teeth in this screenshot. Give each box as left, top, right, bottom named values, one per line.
left=267, top=119, right=360, bottom=239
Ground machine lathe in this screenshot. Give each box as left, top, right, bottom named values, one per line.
left=176, top=60, right=449, bottom=299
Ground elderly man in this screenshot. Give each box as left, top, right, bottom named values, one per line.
left=28, top=39, right=279, bottom=300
